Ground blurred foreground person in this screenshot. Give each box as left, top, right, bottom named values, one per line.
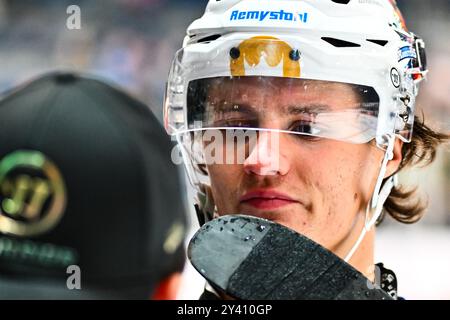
left=0, top=72, right=187, bottom=299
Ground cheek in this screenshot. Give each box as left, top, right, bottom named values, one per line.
left=321, top=143, right=379, bottom=198
left=297, top=143, right=380, bottom=240
left=301, top=146, right=361, bottom=201
left=207, top=164, right=242, bottom=212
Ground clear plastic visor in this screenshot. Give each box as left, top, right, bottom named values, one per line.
left=186, top=76, right=380, bottom=144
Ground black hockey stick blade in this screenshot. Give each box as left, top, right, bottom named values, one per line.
left=188, top=215, right=393, bottom=300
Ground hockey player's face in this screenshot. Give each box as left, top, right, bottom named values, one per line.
left=205, top=77, right=386, bottom=258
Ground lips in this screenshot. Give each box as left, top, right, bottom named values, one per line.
left=239, top=189, right=299, bottom=210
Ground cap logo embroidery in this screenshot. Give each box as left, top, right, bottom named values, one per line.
left=0, top=150, right=67, bottom=237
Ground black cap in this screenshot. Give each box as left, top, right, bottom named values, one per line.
left=0, top=72, right=187, bottom=299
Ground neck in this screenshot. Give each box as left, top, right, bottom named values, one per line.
left=347, top=228, right=376, bottom=282
left=332, top=213, right=376, bottom=282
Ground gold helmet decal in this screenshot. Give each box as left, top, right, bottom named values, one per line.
left=230, top=36, right=301, bottom=78
left=0, top=151, right=67, bottom=237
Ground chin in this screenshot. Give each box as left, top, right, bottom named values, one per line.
left=235, top=206, right=309, bottom=233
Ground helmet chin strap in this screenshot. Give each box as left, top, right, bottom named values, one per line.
left=344, top=135, right=397, bottom=263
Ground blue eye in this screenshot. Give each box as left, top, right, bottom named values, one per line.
left=289, top=121, right=321, bottom=140
left=290, top=121, right=313, bottom=134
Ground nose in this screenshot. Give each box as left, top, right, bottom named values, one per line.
left=243, top=130, right=290, bottom=176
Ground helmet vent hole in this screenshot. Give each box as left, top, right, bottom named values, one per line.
left=331, top=0, right=351, bottom=4
left=321, top=37, right=361, bottom=48
left=367, top=39, right=389, bottom=46
left=197, top=34, right=222, bottom=44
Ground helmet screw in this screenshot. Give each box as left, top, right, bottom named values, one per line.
left=230, top=47, right=241, bottom=59
left=289, top=49, right=301, bottom=61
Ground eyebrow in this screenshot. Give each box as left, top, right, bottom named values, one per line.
left=211, top=101, right=332, bottom=116
left=287, top=104, right=332, bottom=114
left=212, top=101, right=259, bottom=116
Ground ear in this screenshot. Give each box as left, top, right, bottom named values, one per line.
left=151, top=272, right=183, bottom=300
left=385, top=138, right=404, bottom=178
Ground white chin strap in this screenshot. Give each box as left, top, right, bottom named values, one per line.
left=344, top=135, right=397, bottom=263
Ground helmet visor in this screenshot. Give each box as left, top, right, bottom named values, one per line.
left=186, top=76, right=380, bottom=144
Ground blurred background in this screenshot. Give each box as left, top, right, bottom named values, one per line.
left=0, top=0, right=448, bottom=299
